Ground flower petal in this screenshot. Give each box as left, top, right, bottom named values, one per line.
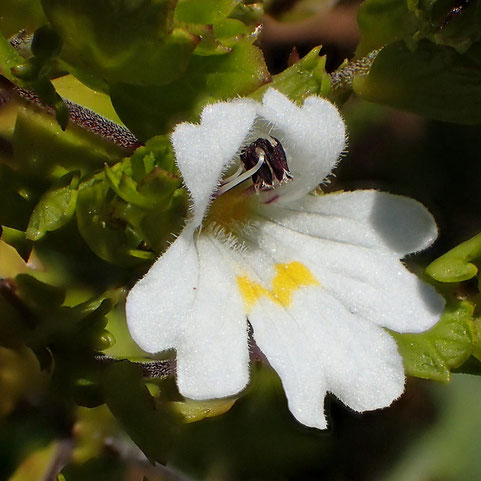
left=258, top=190, right=439, bottom=256
left=171, top=99, right=257, bottom=226
left=243, top=277, right=404, bottom=428
left=246, top=295, right=329, bottom=429
left=240, top=210, right=444, bottom=334
left=126, top=231, right=200, bottom=353
left=175, top=234, right=250, bottom=399
left=127, top=230, right=250, bottom=399
left=259, top=89, right=346, bottom=203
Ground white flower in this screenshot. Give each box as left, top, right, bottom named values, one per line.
left=126, top=89, right=445, bottom=429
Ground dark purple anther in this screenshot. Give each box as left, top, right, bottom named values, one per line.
left=240, top=137, right=293, bottom=191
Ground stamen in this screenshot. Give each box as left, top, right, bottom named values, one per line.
left=240, top=137, right=292, bottom=191
left=220, top=164, right=244, bottom=185
left=217, top=153, right=265, bottom=196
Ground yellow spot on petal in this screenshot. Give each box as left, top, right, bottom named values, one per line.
left=237, top=276, right=271, bottom=311
left=237, top=261, right=319, bottom=311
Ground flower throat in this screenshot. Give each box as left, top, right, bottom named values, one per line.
left=207, top=137, right=293, bottom=233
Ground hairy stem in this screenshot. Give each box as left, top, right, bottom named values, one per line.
left=94, top=354, right=174, bottom=378
left=9, top=83, right=142, bottom=152
left=329, top=49, right=380, bottom=91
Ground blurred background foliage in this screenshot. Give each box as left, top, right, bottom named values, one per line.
left=1, top=0, right=481, bottom=479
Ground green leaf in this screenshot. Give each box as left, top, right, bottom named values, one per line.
left=0, top=0, right=45, bottom=37
left=130, top=136, right=176, bottom=181
left=42, top=0, right=199, bottom=86
left=357, top=0, right=481, bottom=56
left=426, top=232, right=481, bottom=282
left=12, top=282, right=115, bottom=374
left=99, top=135, right=186, bottom=251
left=392, top=299, right=474, bottom=382
left=103, top=184, right=187, bottom=255
left=76, top=176, right=144, bottom=266
left=214, top=18, right=253, bottom=39
left=52, top=75, right=122, bottom=124
left=134, top=189, right=188, bottom=253
left=76, top=135, right=187, bottom=262
left=15, top=273, right=66, bottom=313
left=452, top=355, right=481, bottom=375
left=102, top=361, right=178, bottom=463
left=0, top=163, right=45, bottom=231
left=26, top=171, right=80, bottom=241
left=409, top=0, right=481, bottom=53
left=104, top=164, right=147, bottom=207
left=0, top=239, right=29, bottom=279
left=74, top=299, right=114, bottom=351
left=111, top=40, right=270, bottom=139
left=356, top=0, right=418, bottom=55
left=229, top=1, right=263, bottom=25
left=0, top=31, right=26, bottom=82
left=174, top=0, right=240, bottom=24
left=104, top=161, right=181, bottom=210
left=251, top=46, right=331, bottom=103
left=1, top=226, right=32, bottom=261
left=12, top=105, right=125, bottom=179
left=352, top=40, right=481, bottom=125
left=185, top=24, right=232, bottom=56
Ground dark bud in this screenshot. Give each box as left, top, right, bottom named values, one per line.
left=31, top=26, right=62, bottom=60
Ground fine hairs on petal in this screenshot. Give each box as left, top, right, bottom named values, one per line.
left=205, top=223, right=248, bottom=255
left=320, top=137, right=349, bottom=188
